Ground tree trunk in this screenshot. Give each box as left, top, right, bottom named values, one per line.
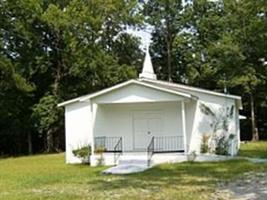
left=45, top=30, right=63, bottom=153
left=250, top=93, right=259, bottom=141
left=47, top=129, right=54, bottom=152
left=27, top=132, right=32, bottom=155
left=165, top=1, right=172, bottom=83
left=166, top=39, right=172, bottom=82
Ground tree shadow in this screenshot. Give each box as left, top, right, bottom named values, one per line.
left=85, top=159, right=266, bottom=193
left=239, top=149, right=267, bottom=159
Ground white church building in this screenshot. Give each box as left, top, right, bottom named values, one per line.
left=58, top=49, right=242, bottom=166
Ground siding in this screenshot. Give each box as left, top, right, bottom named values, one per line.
left=65, top=101, right=92, bottom=163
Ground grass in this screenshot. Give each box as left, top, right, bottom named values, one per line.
left=239, top=141, right=267, bottom=158
left=0, top=142, right=266, bottom=200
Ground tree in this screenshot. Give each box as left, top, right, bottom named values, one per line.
left=144, top=0, right=267, bottom=140
left=210, top=0, right=267, bottom=141
left=0, top=0, right=143, bottom=154
left=182, top=0, right=267, bottom=140
left=0, top=54, right=34, bottom=154
left=143, top=0, right=184, bottom=82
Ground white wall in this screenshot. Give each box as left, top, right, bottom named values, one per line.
left=185, top=100, right=198, bottom=152
left=92, top=84, right=185, bottom=104
left=63, top=82, right=241, bottom=165
left=93, top=102, right=183, bottom=151
left=187, top=91, right=239, bottom=154
left=65, top=101, right=92, bottom=163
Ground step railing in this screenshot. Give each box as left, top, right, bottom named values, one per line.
left=94, top=136, right=122, bottom=152
left=147, top=136, right=184, bottom=166
left=147, top=136, right=155, bottom=167
left=153, top=136, right=184, bottom=153
left=94, top=136, right=123, bottom=165
left=114, top=137, right=123, bottom=164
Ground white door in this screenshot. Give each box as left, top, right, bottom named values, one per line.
left=133, top=112, right=163, bottom=150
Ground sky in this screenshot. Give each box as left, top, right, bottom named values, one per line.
left=127, top=28, right=152, bottom=50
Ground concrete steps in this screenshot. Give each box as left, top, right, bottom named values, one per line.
left=102, top=164, right=148, bottom=175
left=102, top=152, right=186, bottom=174
left=118, top=154, right=148, bottom=166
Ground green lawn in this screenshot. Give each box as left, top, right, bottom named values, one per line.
left=239, top=141, right=267, bottom=158
left=0, top=142, right=267, bottom=200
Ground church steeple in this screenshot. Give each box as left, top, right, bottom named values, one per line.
left=139, top=46, right=157, bottom=80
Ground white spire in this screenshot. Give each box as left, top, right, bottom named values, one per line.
left=139, top=45, right=157, bottom=80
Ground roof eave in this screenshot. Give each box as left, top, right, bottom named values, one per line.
left=140, top=78, right=242, bottom=101
left=58, top=79, right=197, bottom=107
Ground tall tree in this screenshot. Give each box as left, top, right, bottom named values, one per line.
left=143, top=0, right=184, bottom=82
left=180, top=0, right=267, bottom=140
left=0, top=0, right=143, bottom=154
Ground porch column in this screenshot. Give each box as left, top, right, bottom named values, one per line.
left=90, top=102, right=98, bottom=156
left=181, top=101, right=187, bottom=153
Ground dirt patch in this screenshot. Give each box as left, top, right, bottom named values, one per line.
left=212, top=172, right=267, bottom=200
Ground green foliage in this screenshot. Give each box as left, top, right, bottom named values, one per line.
left=1, top=0, right=267, bottom=155
left=239, top=141, right=267, bottom=159
left=143, top=0, right=185, bottom=82
left=214, top=135, right=230, bottom=156
left=214, top=134, right=236, bottom=156
left=72, top=145, right=91, bottom=162
left=0, top=0, right=142, bottom=154
left=32, top=95, right=62, bottom=134
left=0, top=54, right=35, bottom=155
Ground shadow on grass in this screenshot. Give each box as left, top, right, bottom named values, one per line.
left=0, top=152, right=64, bottom=159
left=86, top=159, right=267, bottom=192
left=238, top=150, right=267, bottom=159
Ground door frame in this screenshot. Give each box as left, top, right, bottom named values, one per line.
left=132, top=110, right=163, bottom=151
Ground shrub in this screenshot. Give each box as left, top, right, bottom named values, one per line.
left=215, top=136, right=229, bottom=155
left=94, top=146, right=106, bottom=154
left=214, top=134, right=236, bottom=156
left=72, top=145, right=91, bottom=163
left=94, top=146, right=106, bottom=166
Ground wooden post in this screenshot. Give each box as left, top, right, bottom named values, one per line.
left=181, top=101, right=187, bottom=153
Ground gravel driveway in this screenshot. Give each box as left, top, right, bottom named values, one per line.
left=213, top=172, right=267, bottom=200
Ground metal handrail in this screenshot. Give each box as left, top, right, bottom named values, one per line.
left=147, top=136, right=184, bottom=167
left=147, top=136, right=155, bottom=167
left=94, top=136, right=121, bottom=152
left=153, top=136, right=184, bottom=153
left=114, top=137, right=122, bottom=164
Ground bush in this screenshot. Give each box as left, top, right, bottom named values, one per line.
left=215, top=136, right=229, bottom=155
left=214, top=134, right=236, bottom=156
left=72, top=145, right=91, bottom=163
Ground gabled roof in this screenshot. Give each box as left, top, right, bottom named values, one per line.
left=58, top=79, right=195, bottom=107
left=58, top=78, right=242, bottom=108
left=140, top=78, right=242, bottom=109
left=140, top=78, right=241, bottom=100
